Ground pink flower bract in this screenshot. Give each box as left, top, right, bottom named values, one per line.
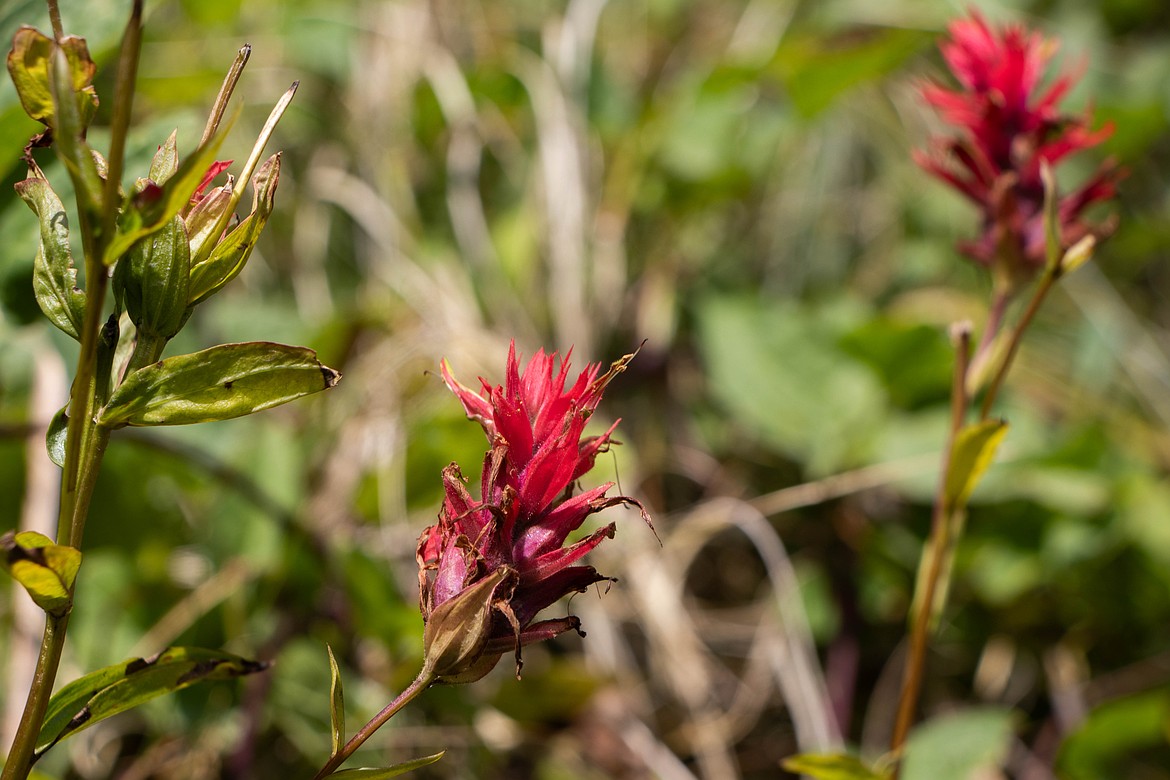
left=416, top=342, right=652, bottom=682
left=915, top=11, right=1119, bottom=281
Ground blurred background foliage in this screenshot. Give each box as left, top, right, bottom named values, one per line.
left=3, top=0, right=1170, bottom=777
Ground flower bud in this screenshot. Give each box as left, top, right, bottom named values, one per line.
left=421, top=565, right=515, bottom=684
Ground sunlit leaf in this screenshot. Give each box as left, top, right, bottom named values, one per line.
left=15, top=166, right=85, bottom=339
left=782, top=752, right=891, bottom=779
left=0, top=531, right=81, bottom=617
left=98, top=342, right=341, bottom=427
left=36, top=647, right=268, bottom=758
left=6, top=26, right=97, bottom=128
left=327, top=753, right=445, bottom=779
left=944, top=420, right=1008, bottom=508
left=327, top=644, right=345, bottom=758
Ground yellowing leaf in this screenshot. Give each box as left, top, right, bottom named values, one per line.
left=782, top=752, right=891, bottom=780
left=327, top=644, right=345, bottom=758
left=0, top=531, right=81, bottom=617
left=944, top=420, right=1008, bottom=509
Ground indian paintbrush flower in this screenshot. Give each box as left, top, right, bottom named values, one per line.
left=915, top=11, right=1119, bottom=292
left=416, top=342, right=652, bottom=683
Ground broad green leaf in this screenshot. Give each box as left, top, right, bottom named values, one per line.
left=6, top=27, right=97, bottom=128
left=102, top=111, right=236, bottom=266
left=327, top=644, right=345, bottom=758
left=902, top=708, right=1013, bottom=780
left=697, top=296, right=884, bottom=475
left=188, top=152, right=280, bottom=305
left=48, top=44, right=103, bottom=214
left=782, top=753, right=890, bottom=780
left=36, top=646, right=268, bottom=758
left=98, top=342, right=341, bottom=427
left=327, top=753, right=445, bottom=779
left=0, top=531, right=81, bottom=617
left=15, top=168, right=85, bottom=339
left=116, top=214, right=191, bottom=339
left=944, top=420, right=1009, bottom=509
left=45, top=405, right=68, bottom=467
left=772, top=27, right=932, bottom=119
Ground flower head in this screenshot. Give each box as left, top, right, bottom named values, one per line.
left=916, top=12, right=1119, bottom=286
left=416, top=342, right=651, bottom=683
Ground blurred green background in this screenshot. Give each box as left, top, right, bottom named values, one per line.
left=3, top=0, right=1170, bottom=777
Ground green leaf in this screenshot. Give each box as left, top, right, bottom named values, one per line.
left=901, top=708, right=1013, bottom=780
left=188, top=152, right=281, bottom=306
left=697, top=296, right=885, bottom=475
left=772, top=27, right=932, bottom=119
left=0, top=531, right=81, bottom=618
left=782, top=753, right=891, bottom=780
left=6, top=26, right=97, bottom=128
left=45, top=405, right=68, bottom=468
left=102, top=111, right=236, bottom=266
left=15, top=167, right=85, bottom=339
left=327, top=753, right=446, bottom=779
left=115, top=214, right=191, bottom=340
left=36, top=646, right=268, bottom=758
left=944, top=420, right=1009, bottom=509
left=98, top=342, right=341, bottom=427
left=327, top=644, right=345, bottom=758
left=1057, top=690, right=1170, bottom=780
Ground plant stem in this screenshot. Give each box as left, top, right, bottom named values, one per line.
left=2, top=5, right=143, bottom=777
left=1, top=616, right=67, bottom=778
left=979, top=270, right=1057, bottom=421
left=890, top=326, right=971, bottom=766
left=46, top=0, right=63, bottom=41
left=312, top=669, right=435, bottom=779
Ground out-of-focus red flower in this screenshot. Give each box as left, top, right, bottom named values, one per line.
left=915, top=11, right=1119, bottom=285
left=416, top=342, right=651, bottom=683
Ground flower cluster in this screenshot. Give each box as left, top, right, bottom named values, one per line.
left=416, top=342, right=651, bottom=683
left=916, top=12, right=1119, bottom=287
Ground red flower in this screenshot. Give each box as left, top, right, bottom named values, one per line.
left=416, top=343, right=652, bottom=683
left=915, top=11, right=1119, bottom=284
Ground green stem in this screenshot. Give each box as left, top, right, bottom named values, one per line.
left=46, top=0, right=63, bottom=41
left=312, top=669, right=435, bottom=779
left=1, top=616, right=68, bottom=778
left=979, top=270, right=1058, bottom=421
left=3, top=5, right=143, bottom=777
left=890, top=325, right=971, bottom=766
